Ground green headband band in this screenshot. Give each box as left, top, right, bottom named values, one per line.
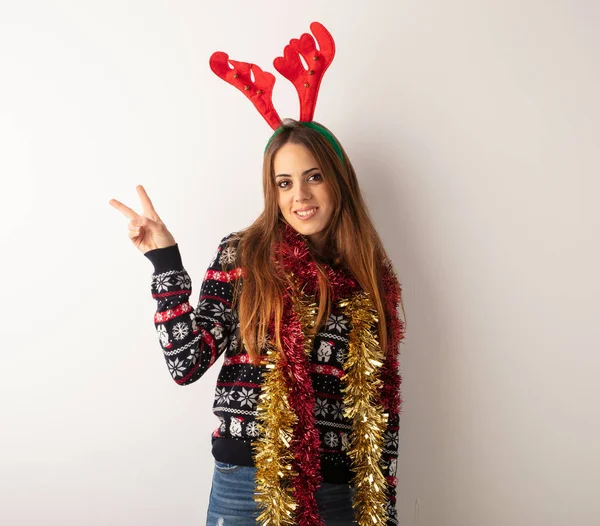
left=264, top=122, right=344, bottom=164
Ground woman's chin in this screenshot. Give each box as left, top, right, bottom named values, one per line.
left=291, top=223, right=325, bottom=238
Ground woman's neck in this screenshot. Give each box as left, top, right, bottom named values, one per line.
left=309, top=238, right=335, bottom=265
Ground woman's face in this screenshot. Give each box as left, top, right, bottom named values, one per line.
left=273, top=142, right=334, bottom=250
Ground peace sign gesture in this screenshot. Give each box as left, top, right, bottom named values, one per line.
left=109, top=185, right=176, bottom=254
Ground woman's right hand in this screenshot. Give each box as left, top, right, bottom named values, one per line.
left=109, top=185, right=177, bottom=254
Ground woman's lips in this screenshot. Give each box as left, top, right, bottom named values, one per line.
left=294, top=207, right=318, bottom=220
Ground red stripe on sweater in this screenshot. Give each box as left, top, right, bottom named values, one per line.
left=152, top=289, right=192, bottom=298
left=154, top=302, right=193, bottom=323
left=223, top=354, right=251, bottom=365
left=203, top=267, right=244, bottom=283
left=310, top=364, right=344, bottom=378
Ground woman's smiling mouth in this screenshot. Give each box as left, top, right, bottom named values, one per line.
left=294, top=207, right=318, bottom=219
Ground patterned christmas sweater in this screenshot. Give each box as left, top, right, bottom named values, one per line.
left=144, top=233, right=401, bottom=523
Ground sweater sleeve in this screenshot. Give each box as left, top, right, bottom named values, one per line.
left=143, top=233, right=242, bottom=386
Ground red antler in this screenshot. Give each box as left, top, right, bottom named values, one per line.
left=209, top=52, right=283, bottom=130
left=273, top=21, right=336, bottom=122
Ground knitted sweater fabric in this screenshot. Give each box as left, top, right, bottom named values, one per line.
left=144, top=233, right=401, bottom=524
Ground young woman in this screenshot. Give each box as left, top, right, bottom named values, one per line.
left=110, top=20, right=406, bottom=526
left=109, top=118, right=405, bottom=526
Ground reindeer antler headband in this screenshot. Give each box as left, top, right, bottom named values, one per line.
left=209, top=21, right=343, bottom=162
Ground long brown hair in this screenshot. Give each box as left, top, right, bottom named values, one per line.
left=225, top=118, right=406, bottom=365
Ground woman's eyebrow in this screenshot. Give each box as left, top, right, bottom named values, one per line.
left=275, top=167, right=319, bottom=178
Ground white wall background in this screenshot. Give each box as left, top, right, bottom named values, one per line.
left=1, top=1, right=598, bottom=525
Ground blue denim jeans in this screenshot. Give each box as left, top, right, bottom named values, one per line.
left=206, top=460, right=357, bottom=525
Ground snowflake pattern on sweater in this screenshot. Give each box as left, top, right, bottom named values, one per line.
left=144, top=233, right=401, bottom=525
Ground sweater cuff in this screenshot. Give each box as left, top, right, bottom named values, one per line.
left=144, top=244, right=184, bottom=273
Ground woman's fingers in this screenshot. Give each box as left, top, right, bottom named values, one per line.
left=128, top=228, right=140, bottom=239
left=109, top=185, right=159, bottom=222
left=136, top=185, right=160, bottom=221
left=109, top=198, right=139, bottom=220
left=110, top=186, right=167, bottom=253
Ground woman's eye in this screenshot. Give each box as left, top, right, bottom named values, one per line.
left=277, top=174, right=321, bottom=189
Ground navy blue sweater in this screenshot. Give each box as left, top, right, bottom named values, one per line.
left=144, top=233, right=400, bottom=523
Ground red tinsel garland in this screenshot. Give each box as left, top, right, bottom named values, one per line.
left=380, top=258, right=405, bottom=416
left=278, top=285, right=325, bottom=526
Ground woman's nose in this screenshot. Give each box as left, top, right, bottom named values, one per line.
left=294, top=181, right=312, bottom=201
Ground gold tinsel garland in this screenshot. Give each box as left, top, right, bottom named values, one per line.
left=253, top=341, right=298, bottom=526
left=253, top=276, right=320, bottom=525
left=339, top=292, right=389, bottom=526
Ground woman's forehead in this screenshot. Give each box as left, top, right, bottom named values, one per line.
left=273, top=143, right=319, bottom=175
